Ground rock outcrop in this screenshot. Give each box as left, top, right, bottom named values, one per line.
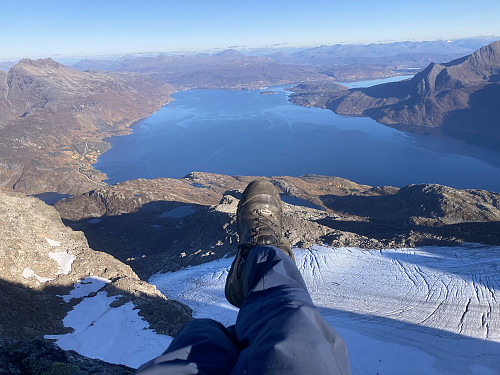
left=0, top=190, right=192, bottom=340
left=0, top=338, right=134, bottom=374
left=54, top=172, right=500, bottom=280
left=2, top=172, right=500, bottom=368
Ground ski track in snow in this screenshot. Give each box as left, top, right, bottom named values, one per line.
left=151, top=245, right=500, bottom=375
left=46, top=246, right=500, bottom=373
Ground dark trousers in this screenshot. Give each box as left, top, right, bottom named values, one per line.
left=137, top=246, right=351, bottom=375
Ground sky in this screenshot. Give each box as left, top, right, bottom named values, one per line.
left=2, top=0, right=500, bottom=61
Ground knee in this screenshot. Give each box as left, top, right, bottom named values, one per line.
left=176, top=318, right=224, bottom=336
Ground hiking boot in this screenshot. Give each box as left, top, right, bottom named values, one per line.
left=225, top=180, right=295, bottom=307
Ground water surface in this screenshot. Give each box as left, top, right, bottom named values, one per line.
left=94, top=79, right=500, bottom=192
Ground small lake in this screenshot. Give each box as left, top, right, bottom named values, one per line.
left=94, top=78, right=500, bottom=192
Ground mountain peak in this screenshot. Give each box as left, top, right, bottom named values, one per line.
left=16, top=57, right=61, bottom=69
left=214, top=49, right=244, bottom=58
left=11, top=58, right=66, bottom=77
left=466, top=40, right=500, bottom=70
left=307, top=40, right=500, bottom=138
left=442, top=40, right=500, bottom=80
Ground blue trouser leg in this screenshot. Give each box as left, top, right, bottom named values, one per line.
left=231, top=246, right=350, bottom=375
left=136, top=319, right=239, bottom=374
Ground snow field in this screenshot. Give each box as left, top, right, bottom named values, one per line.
left=151, top=245, right=500, bottom=375
left=46, top=246, right=500, bottom=374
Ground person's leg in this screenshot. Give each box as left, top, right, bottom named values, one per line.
left=230, top=245, right=351, bottom=375
left=225, top=180, right=350, bottom=374
left=136, top=319, right=239, bottom=375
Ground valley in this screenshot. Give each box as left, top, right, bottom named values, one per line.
left=2, top=39, right=500, bottom=196
left=1, top=38, right=500, bottom=373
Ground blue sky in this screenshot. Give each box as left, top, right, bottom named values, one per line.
left=2, top=0, right=500, bottom=60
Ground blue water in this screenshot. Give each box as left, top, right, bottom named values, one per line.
left=94, top=79, right=500, bottom=192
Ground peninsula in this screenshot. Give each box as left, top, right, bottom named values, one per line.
left=290, top=41, right=500, bottom=140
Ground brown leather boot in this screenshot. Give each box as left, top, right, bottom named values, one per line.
left=225, top=180, right=294, bottom=308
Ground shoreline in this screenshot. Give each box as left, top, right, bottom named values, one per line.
left=88, top=81, right=500, bottom=193
left=83, top=94, right=178, bottom=190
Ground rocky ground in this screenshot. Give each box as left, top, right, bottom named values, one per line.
left=2, top=171, right=500, bottom=369
left=54, top=172, right=500, bottom=280
left=0, top=338, right=134, bottom=374
left=0, top=190, right=192, bottom=342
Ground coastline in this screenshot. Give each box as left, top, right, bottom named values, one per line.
left=89, top=82, right=500, bottom=192
left=76, top=94, right=178, bottom=193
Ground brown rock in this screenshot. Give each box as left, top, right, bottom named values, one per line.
left=0, top=190, right=191, bottom=340
left=54, top=173, right=500, bottom=280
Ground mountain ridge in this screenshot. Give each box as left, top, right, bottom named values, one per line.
left=52, top=172, right=500, bottom=280
left=73, top=51, right=334, bottom=89
left=0, top=58, right=175, bottom=194
left=290, top=41, right=500, bottom=140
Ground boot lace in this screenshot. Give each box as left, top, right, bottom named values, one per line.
left=249, top=208, right=280, bottom=244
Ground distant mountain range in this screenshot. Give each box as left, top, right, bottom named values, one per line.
left=291, top=40, right=500, bottom=140
left=267, top=38, right=499, bottom=68
left=69, top=38, right=500, bottom=85
left=73, top=49, right=333, bottom=89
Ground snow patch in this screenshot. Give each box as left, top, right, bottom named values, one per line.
left=45, top=237, right=61, bottom=247
left=60, top=276, right=110, bottom=302
left=159, top=206, right=196, bottom=219
left=45, top=291, right=172, bottom=369
left=21, top=267, right=53, bottom=283
left=49, top=250, right=76, bottom=275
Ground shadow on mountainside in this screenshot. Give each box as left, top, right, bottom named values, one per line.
left=317, top=215, right=500, bottom=248
left=0, top=337, right=134, bottom=375
left=317, top=184, right=500, bottom=248
left=0, top=277, right=191, bottom=341
left=61, top=200, right=238, bottom=280
left=0, top=278, right=73, bottom=340
left=444, top=83, right=500, bottom=140
left=0, top=275, right=194, bottom=373
left=59, top=183, right=500, bottom=283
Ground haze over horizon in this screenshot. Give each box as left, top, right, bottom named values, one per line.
left=2, top=0, right=500, bottom=61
